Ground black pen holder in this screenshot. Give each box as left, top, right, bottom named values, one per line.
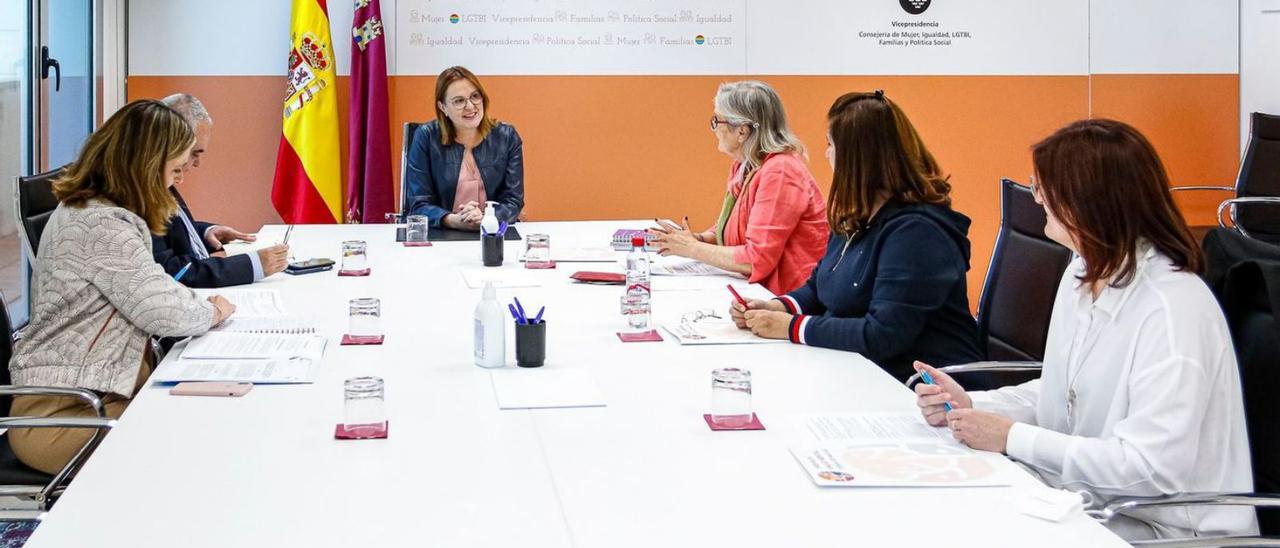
left=515, top=321, right=546, bottom=368
left=482, top=234, right=505, bottom=267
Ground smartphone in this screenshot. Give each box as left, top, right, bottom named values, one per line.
left=169, top=382, right=253, bottom=397
left=285, top=258, right=335, bottom=275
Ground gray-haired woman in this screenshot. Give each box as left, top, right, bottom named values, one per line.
left=649, top=80, right=828, bottom=295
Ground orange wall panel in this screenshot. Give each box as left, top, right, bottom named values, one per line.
left=1089, top=74, right=1241, bottom=227
left=128, top=73, right=1235, bottom=309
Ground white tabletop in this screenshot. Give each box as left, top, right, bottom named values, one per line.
left=26, top=221, right=1126, bottom=548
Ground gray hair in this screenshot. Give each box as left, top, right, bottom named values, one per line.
left=713, top=81, right=804, bottom=172
left=161, top=93, right=213, bottom=129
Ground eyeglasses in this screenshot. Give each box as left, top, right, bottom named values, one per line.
left=1029, top=175, right=1042, bottom=198
left=680, top=308, right=722, bottom=325
left=710, top=116, right=757, bottom=131
left=447, top=91, right=484, bottom=110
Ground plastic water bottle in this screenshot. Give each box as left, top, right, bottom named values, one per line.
left=624, top=235, right=651, bottom=329
left=474, top=282, right=506, bottom=368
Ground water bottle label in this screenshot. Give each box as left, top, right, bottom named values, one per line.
left=474, top=318, right=484, bottom=360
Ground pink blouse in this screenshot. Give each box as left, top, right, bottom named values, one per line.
left=453, top=149, right=487, bottom=213
left=722, top=153, right=829, bottom=295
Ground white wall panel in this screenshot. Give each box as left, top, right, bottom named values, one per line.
left=1241, top=0, right=1280, bottom=148
left=1090, top=0, right=1238, bottom=74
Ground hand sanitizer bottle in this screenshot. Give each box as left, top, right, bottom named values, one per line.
left=474, top=282, right=506, bottom=368
left=480, top=201, right=500, bottom=234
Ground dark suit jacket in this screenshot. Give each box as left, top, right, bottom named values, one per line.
left=404, top=120, right=524, bottom=227
left=152, top=188, right=254, bottom=288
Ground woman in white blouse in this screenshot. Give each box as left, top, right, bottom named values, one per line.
left=913, top=119, right=1257, bottom=541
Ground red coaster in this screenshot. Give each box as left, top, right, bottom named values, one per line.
left=402, top=242, right=433, bottom=247
left=703, top=413, right=765, bottom=431
left=524, top=260, right=557, bottom=269
left=338, top=268, right=372, bottom=277
left=617, top=330, right=663, bottom=342
left=341, top=334, right=385, bottom=345
left=334, top=421, right=388, bottom=440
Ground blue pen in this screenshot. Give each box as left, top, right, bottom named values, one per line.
left=174, top=262, right=193, bottom=282
left=920, top=370, right=953, bottom=412
left=507, top=304, right=522, bottom=323
left=532, top=306, right=545, bottom=324
left=497, top=221, right=508, bottom=236
left=513, top=297, right=527, bottom=324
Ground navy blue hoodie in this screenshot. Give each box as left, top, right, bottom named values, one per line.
left=777, top=201, right=984, bottom=381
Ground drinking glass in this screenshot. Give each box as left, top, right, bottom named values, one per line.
left=710, top=368, right=752, bottom=427
left=348, top=297, right=381, bottom=337
left=406, top=215, right=430, bottom=243
left=341, top=240, right=368, bottom=272
left=524, top=233, right=551, bottom=268
left=343, top=376, right=385, bottom=435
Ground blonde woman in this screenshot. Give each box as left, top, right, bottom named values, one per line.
left=649, top=80, right=828, bottom=295
left=9, top=99, right=235, bottom=474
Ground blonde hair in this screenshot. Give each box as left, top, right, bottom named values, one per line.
left=53, top=99, right=194, bottom=234
left=713, top=81, right=805, bottom=174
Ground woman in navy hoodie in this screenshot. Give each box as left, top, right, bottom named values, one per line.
left=730, top=90, right=984, bottom=381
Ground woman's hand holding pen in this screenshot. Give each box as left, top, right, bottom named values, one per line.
left=913, top=361, right=972, bottom=426
left=730, top=298, right=784, bottom=329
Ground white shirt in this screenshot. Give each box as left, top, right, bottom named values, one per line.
left=971, top=247, right=1257, bottom=540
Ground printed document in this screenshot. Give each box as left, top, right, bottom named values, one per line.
left=789, top=413, right=1018, bottom=487
left=151, top=357, right=319, bottom=384
left=181, top=332, right=327, bottom=360
left=193, top=289, right=289, bottom=317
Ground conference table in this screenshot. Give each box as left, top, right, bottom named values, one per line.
left=25, top=221, right=1126, bottom=547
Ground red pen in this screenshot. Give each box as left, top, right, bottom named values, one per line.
left=727, top=284, right=749, bottom=308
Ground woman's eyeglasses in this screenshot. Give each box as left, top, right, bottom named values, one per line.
left=710, top=116, right=757, bottom=131
left=448, top=91, right=484, bottom=110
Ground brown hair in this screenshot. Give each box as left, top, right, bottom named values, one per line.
left=53, top=99, right=193, bottom=234
left=1032, top=118, right=1202, bottom=287
left=826, top=91, right=952, bottom=236
left=434, top=66, right=495, bottom=146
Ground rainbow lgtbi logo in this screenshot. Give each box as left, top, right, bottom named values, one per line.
left=695, top=34, right=706, bottom=45
left=449, top=13, right=461, bottom=23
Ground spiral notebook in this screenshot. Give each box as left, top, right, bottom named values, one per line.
left=213, top=316, right=317, bottom=334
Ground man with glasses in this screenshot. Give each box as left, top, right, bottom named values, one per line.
left=151, top=93, right=290, bottom=287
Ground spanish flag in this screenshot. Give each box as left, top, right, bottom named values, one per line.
left=271, top=0, right=343, bottom=224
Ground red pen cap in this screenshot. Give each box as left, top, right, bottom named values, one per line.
left=632, top=235, right=646, bottom=248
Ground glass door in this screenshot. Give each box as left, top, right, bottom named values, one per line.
left=0, top=0, right=32, bottom=324
left=38, top=0, right=94, bottom=170
left=0, top=0, right=98, bottom=325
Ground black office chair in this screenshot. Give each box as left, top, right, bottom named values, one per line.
left=385, top=122, right=425, bottom=223
left=912, top=179, right=1072, bottom=390
left=0, top=289, right=116, bottom=515
left=16, top=167, right=64, bottom=263
left=1176, top=112, right=1280, bottom=245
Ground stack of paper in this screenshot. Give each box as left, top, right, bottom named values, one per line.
left=788, top=414, right=1019, bottom=487
left=153, top=332, right=328, bottom=384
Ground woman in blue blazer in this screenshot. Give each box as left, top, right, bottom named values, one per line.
left=405, top=66, right=524, bottom=230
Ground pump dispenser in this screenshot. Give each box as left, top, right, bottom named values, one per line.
left=480, top=201, right=500, bottom=234
left=474, top=281, right=506, bottom=368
